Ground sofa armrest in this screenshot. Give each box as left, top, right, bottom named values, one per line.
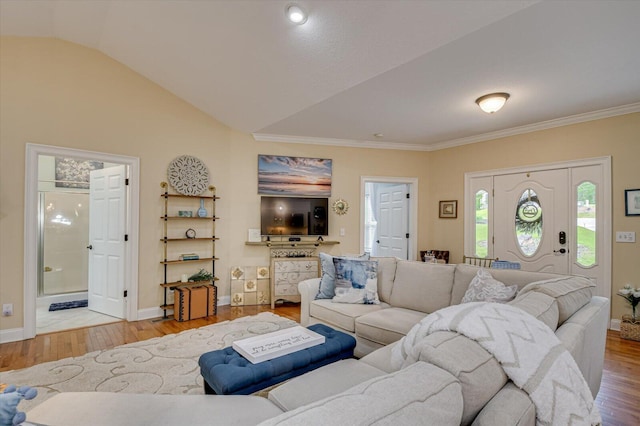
left=298, top=278, right=321, bottom=326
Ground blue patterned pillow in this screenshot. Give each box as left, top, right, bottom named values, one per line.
left=332, top=258, right=379, bottom=304
left=315, top=252, right=369, bottom=299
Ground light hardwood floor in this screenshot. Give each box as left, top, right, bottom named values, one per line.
left=1, top=305, right=639, bottom=425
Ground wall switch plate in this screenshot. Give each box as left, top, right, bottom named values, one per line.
left=340, top=228, right=345, bottom=236
left=2, top=303, right=13, bottom=316
left=615, top=231, right=636, bottom=243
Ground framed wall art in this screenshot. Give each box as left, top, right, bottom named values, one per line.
left=439, top=200, right=457, bottom=219
left=258, top=155, right=332, bottom=196
left=625, top=189, right=640, bottom=216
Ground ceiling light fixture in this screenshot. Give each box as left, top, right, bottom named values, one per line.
left=475, top=92, right=510, bottom=114
left=286, top=4, right=308, bottom=25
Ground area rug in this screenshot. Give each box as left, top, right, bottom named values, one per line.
left=1, top=312, right=297, bottom=410
left=48, top=299, right=88, bottom=311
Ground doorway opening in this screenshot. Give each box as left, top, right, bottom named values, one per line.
left=24, top=144, right=140, bottom=339
left=360, top=176, right=418, bottom=261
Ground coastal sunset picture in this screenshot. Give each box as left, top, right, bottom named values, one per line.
left=258, top=155, right=332, bottom=196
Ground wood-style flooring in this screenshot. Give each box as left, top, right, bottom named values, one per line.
left=1, top=305, right=638, bottom=425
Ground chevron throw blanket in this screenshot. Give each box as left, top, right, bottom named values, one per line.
left=391, top=302, right=601, bottom=426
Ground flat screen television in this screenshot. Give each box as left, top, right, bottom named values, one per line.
left=260, top=196, right=328, bottom=236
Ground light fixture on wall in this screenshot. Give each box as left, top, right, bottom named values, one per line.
left=475, top=92, right=510, bottom=114
left=286, top=4, right=308, bottom=24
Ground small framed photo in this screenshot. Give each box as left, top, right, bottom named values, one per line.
left=178, top=210, right=193, bottom=217
left=439, top=200, right=457, bottom=219
left=625, top=189, right=640, bottom=216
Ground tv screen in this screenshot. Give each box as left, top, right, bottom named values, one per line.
left=260, top=196, right=328, bottom=236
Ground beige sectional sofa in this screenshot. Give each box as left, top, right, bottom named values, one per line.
left=299, top=258, right=609, bottom=395
left=25, top=258, right=609, bottom=425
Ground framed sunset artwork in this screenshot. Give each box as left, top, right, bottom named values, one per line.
left=258, top=155, right=332, bottom=196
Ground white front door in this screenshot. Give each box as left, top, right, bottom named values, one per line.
left=494, top=169, right=570, bottom=274
left=374, top=184, right=409, bottom=259
left=88, top=165, right=127, bottom=318
left=466, top=158, right=611, bottom=310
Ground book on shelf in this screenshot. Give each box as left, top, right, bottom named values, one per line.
left=179, top=253, right=200, bottom=261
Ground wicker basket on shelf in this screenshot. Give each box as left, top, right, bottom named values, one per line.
left=620, top=315, right=640, bottom=341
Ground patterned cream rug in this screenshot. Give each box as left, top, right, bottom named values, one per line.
left=2, top=312, right=296, bottom=410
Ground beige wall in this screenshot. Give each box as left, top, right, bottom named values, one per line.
left=1, top=37, right=638, bottom=334
left=426, top=117, right=640, bottom=321
left=0, top=37, right=429, bottom=331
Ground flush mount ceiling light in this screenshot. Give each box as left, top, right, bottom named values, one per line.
left=475, top=92, right=510, bottom=114
left=286, top=4, right=308, bottom=24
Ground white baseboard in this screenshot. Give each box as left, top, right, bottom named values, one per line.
left=0, top=328, right=25, bottom=344
left=610, top=318, right=621, bottom=331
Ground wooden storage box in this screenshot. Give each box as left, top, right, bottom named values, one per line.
left=620, top=315, right=640, bottom=341
left=174, top=284, right=217, bottom=322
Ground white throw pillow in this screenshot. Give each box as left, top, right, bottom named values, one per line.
left=315, top=252, right=370, bottom=299
left=332, top=258, right=379, bottom=304
left=462, top=268, right=517, bottom=303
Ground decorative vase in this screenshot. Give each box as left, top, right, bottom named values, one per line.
left=197, top=199, right=207, bottom=217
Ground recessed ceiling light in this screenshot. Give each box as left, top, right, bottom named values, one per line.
left=373, top=133, right=384, bottom=138
left=286, top=4, right=308, bottom=25
left=475, top=92, right=510, bottom=114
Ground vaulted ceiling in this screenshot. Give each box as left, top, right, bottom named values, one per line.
left=2, top=0, right=639, bottom=150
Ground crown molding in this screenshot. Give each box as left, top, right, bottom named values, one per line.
left=429, top=102, right=640, bottom=151
left=254, top=102, right=640, bottom=152
left=252, top=134, right=430, bottom=151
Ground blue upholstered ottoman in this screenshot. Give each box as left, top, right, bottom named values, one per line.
left=198, top=323, right=356, bottom=395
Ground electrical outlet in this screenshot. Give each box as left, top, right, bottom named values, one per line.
left=2, top=303, right=13, bottom=316
left=615, top=231, right=636, bottom=243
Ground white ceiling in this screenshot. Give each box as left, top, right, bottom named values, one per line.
left=2, top=0, right=639, bottom=150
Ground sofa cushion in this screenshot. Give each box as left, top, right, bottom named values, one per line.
left=471, top=382, right=535, bottom=426
left=371, top=256, right=398, bottom=303
left=355, top=307, right=426, bottom=347
left=316, top=252, right=369, bottom=299
left=461, top=268, right=517, bottom=303
left=509, top=291, right=560, bottom=331
left=332, top=258, right=379, bottom=304
left=402, top=330, right=508, bottom=426
left=259, top=361, right=463, bottom=426
left=389, top=261, right=456, bottom=313
left=359, top=341, right=400, bottom=373
left=518, top=276, right=594, bottom=325
left=267, top=358, right=386, bottom=411
left=27, top=393, right=284, bottom=426
left=309, top=299, right=387, bottom=332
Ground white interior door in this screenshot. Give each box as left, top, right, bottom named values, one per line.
left=374, top=184, right=409, bottom=259
left=494, top=169, right=569, bottom=274
left=88, top=165, right=126, bottom=318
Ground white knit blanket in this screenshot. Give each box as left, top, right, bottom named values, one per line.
left=391, top=302, right=601, bottom=426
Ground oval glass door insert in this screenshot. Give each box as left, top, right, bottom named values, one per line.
left=515, top=188, right=542, bottom=256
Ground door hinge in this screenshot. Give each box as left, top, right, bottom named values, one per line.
left=124, top=234, right=129, bottom=241
left=492, top=236, right=495, bottom=244
left=123, top=290, right=128, bottom=298
left=125, top=178, right=129, bottom=186
left=406, top=233, right=410, bottom=239
left=406, top=193, right=410, bottom=199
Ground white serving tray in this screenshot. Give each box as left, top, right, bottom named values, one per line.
left=232, top=326, right=326, bottom=364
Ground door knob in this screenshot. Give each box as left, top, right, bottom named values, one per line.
left=376, top=240, right=380, bottom=244
left=86, top=244, right=93, bottom=250
left=553, top=248, right=566, bottom=254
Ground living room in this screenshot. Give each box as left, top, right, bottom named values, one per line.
left=1, top=1, right=639, bottom=424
